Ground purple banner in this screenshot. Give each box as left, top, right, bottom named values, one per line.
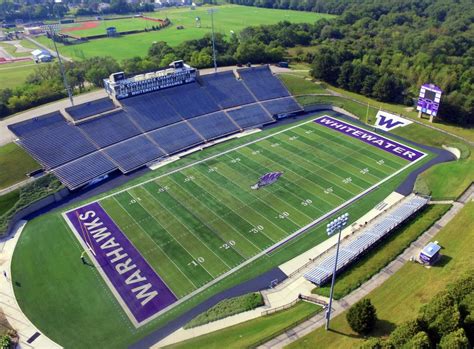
left=314, top=116, right=424, bottom=162
left=65, top=202, right=177, bottom=325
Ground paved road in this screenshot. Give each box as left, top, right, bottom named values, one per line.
left=259, top=187, right=473, bottom=348
left=24, top=36, right=72, bottom=62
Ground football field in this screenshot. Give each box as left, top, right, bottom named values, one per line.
left=64, top=116, right=425, bottom=325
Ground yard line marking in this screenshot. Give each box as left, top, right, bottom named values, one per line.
left=112, top=196, right=200, bottom=289
left=265, top=137, right=375, bottom=190
left=127, top=189, right=219, bottom=280
left=222, top=152, right=318, bottom=222
left=292, top=125, right=406, bottom=175
left=124, top=150, right=427, bottom=319
left=235, top=148, right=351, bottom=202
left=302, top=125, right=407, bottom=169
left=167, top=172, right=262, bottom=256
left=149, top=178, right=240, bottom=266
left=190, top=165, right=287, bottom=243
left=280, top=133, right=384, bottom=182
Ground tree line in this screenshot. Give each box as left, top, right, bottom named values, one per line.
left=228, top=0, right=473, bottom=125
left=0, top=32, right=286, bottom=118
left=355, top=272, right=474, bottom=348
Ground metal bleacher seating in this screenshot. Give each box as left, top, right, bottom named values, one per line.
left=78, top=110, right=141, bottom=148
left=16, top=116, right=98, bottom=170
left=9, top=66, right=298, bottom=190
left=148, top=121, right=204, bottom=155
left=304, top=195, right=429, bottom=286
left=104, top=135, right=165, bottom=173
left=200, top=71, right=256, bottom=109
left=161, top=83, right=220, bottom=119
left=227, top=104, right=275, bottom=129
left=188, top=112, right=240, bottom=141
left=261, top=97, right=302, bottom=116
left=8, top=111, right=65, bottom=138
left=121, top=92, right=184, bottom=131
left=52, top=151, right=117, bottom=190
left=66, top=98, right=117, bottom=121
left=238, top=66, right=290, bottom=101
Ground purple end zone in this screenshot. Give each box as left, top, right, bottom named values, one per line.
left=65, top=202, right=177, bottom=325
left=314, top=116, right=424, bottom=162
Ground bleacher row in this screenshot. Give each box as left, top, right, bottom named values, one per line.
left=9, top=66, right=303, bottom=190
left=304, top=195, right=429, bottom=286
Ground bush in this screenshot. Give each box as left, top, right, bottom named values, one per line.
left=184, top=292, right=264, bottom=329
left=0, top=174, right=63, bottom=235
left=403, top=331, right=431, bottom=349
left=346, top=299, right=377, bottom=335
left=439, top=328, right=469, bottom=349
left=388, top=320, right=421, bottom=347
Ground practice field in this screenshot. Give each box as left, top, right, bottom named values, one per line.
left=64, top=116, right=425, bottom=326
left=60, top=17, right=165, bottom=38
left=38, top=5, right=334, bottom=61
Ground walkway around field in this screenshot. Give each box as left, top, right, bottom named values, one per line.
left=0, top=221, right=62, bottom=349
left=259, top=186, right=473, bottom=348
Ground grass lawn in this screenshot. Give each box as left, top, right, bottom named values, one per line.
left=287, top=201, right=474, bottom=349
left=278, top=73, right=328, bottom=95
left=60, top=18, right=161, bottom=38
left=0, top=143, right=39, bottom=190
left=0, top=61, right=38, bottom=89
left=37, top=5, right=333, bottom=61
left=166, top=301, right=321, bottom=349
left=313, top=204, right=451, bottom=299
left=0, top=189, right=19, bottom=216
left=11, top=113, right=431, bottom=349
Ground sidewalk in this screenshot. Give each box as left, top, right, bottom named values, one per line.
left=0, top=221, right=62, bottom=349
left=259, top=190, right=472, bottom=348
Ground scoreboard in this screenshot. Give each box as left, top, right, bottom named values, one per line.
left=104, top=61, right=197, bottom=100
left=417, top=83, right=442, bottom=117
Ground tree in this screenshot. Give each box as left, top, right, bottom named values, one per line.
left=148, top=41, right=174, bottom=62
left=405, top=331, right=431, bottom=349
left=189, top=50, right=212, bottom=69
left=439, top=328, right=469, bottom=349
left=346, top=299, right=378, bottom=335
left=388, top=320, right=421, bottom=347
left=372, top=74, right=404, bottom=103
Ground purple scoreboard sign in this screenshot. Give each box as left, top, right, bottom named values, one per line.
left=417, top=83, right=442, bottom=117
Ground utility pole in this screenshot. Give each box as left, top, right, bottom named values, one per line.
left=49, top=26, right=74, bottom=106
left=208, top=8, right=217, bottom=73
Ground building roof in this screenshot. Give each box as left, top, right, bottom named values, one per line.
left=420, top=242, right=441, bottom=258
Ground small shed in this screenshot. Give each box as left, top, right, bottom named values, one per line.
left=32, top=49, right=53, bottom=63
left=419, top=242, right=441, bottom=264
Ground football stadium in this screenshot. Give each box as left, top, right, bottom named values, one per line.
left=4, top=61, right=460, bottom=347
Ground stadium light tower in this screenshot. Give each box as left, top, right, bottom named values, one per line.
left=325, top=212, right=349, bottom=330
left=48, top=25, right=74, bottom=106
left=208, top=8, right=218, bottom=73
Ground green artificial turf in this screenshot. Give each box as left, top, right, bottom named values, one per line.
left=287, top=201, right=474, bottom=349
left=0, top=143, right=39, bottom=190
left=11, top=113, right=431, bottom=349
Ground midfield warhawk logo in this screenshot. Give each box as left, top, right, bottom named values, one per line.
left=251, top=171, right=283, bottom=190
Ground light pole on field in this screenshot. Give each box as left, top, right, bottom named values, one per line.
left=325, top=212, right=349, bottom=330
left=208, top=8, right=217, bottom=73
left=48, top=25, right=74, bottom=106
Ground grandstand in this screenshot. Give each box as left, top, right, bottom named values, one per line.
left=304, top=195, right=430, bottom=286
left=65, top=97, right=117, bottom=121
left=8, top=65, right=303, bottom=190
